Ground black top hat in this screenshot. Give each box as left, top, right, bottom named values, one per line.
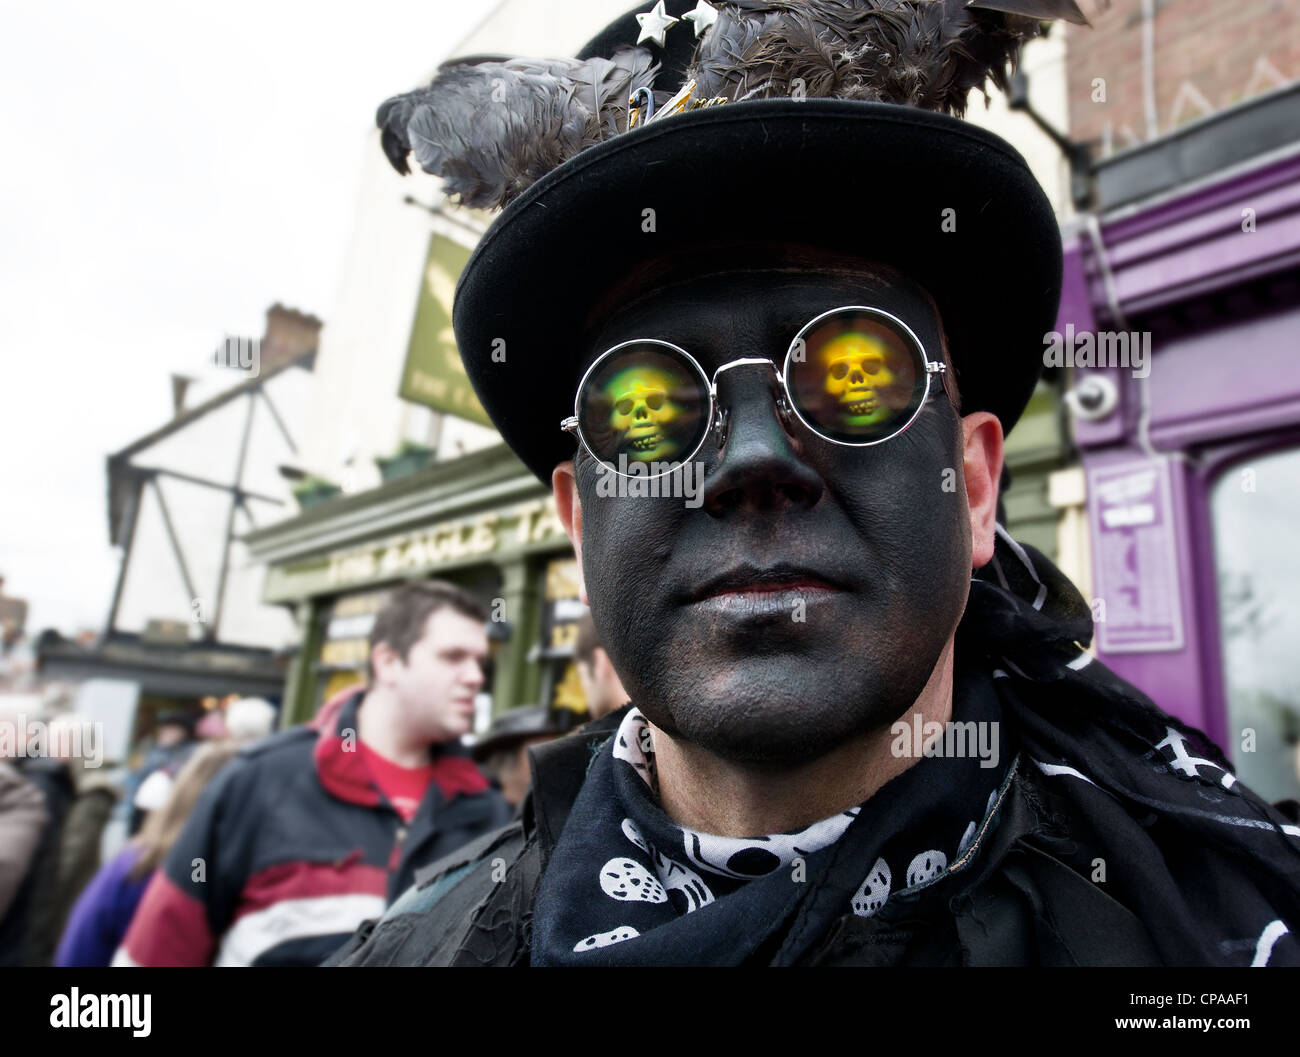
left=381, top=2, right=1079, bottom=482
left=454, top=101, right=1061, bottom=482
left=156, top=709, right=197, bottom=735
left=471, top=706, right=566, bottom=761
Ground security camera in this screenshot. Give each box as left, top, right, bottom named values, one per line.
left=1065, top=374, right=1119, bottom=422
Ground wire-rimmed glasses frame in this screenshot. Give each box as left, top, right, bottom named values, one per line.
left=560, top=304, right=950, bottom=480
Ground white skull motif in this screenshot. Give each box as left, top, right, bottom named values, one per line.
left=851, top=857, right=893, bottom=918
left=956, top=820, right=977, bottom=857
left=621, top=817, right=649, bottom=852
left=599, top=858, right=668, bottom=903
left=652, top=854, right=715, bottom=914
left=905, top=849, right=948, bottom=889
left=619, top=816, right=714, bottom=914
left=573, top=925, right=640, bottom=952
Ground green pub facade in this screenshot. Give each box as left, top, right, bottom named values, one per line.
left=245, top=441, right=587, bottom=728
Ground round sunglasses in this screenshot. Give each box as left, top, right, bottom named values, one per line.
left=561, top=305, right=951, bottom=479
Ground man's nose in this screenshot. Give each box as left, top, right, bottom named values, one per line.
left=701, top=366, right=823, bottom=517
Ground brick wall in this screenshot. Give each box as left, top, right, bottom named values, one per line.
left=1066, top=0, right=1300, bottom=155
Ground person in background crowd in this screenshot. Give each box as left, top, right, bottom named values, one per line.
left=127, top=710, right=197, bottom=835
left=115, top=580, right=511, bottom=966
left=55, top=739, right=242, bottom=967
left=0, top=760, right=47, bottom=923
left=48, top=713, right=120, bottom=949
left=573, top=611, right=629, bottom=721
left=195, top=710, right=227, bottom=740
left=223, top=696, right=277, bottom=742
left=0, top=696, right=75, bottom=966
left=471, top=706, right=565, bottom=812
left=132, top=697, right=277, bottom=821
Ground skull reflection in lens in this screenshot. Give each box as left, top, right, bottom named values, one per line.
left=788, top=312, right=923, bottom=443
left=820, top=331, right=899, bottom=428
left=603, top=365, right=684, bottom=460
left=580, top=343, right=708, bottom=468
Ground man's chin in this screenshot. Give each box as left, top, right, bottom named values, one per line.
left=644, top=694, right=899, bottom=770
left=425, top=718, right=472, bottom=745
left=630, top=651, right=935, bottom=769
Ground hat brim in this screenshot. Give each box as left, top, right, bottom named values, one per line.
left=453, top=99, right=1062, bottom=484
left=470, top=728, right=565, bottom=762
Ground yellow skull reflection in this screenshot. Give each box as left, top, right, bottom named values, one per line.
left=604, top=365, right=684, bottom=461
left=819, top=332, right=900, bottom=427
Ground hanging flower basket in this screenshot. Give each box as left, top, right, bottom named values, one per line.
left=375, top=441, right=434, bottom=482
left=292, top=476, right=342, bottom=509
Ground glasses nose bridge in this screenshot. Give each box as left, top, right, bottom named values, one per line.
left=709, top=355, right=783, bottom=387
left=709, top=356, right=793, bottom=449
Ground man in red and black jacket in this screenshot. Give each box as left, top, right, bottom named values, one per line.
left=116, top=581, right=512, bottom=966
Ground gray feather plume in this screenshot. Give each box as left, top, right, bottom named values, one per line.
left=687, top=0, right=1100, bottom=114
left=377, top=48, right=657, bottom=210
left=379, top=0, right=1102, bottom=208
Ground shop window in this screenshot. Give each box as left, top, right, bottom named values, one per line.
left=1210, top=447, right=1300, bottom=804
left=315, top=589, right=388, bottom=711
left=538, top=557, right=589, bottom=726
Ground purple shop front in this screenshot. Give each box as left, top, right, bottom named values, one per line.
left=1057, top=91, right=1300, bottom=803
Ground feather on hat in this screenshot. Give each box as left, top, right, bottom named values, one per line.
left=378, top=0, right=1099, bottom=210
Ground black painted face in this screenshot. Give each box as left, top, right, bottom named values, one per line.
left=574, top=263, right=973, bottom=767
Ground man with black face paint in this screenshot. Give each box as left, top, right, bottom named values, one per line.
left=558, top=261, right=983, bottom=799
left=328, top=2, right=1300, bottom=967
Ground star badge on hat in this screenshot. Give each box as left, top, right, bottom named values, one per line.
left=682, top=1, right=719, bottom=38
left=635, top=0, right=681, bottom=46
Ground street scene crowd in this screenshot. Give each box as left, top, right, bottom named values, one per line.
left=4, top=0, right=1300, bottom=971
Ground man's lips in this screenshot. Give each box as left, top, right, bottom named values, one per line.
left=687, top=564, right=844, bottom=604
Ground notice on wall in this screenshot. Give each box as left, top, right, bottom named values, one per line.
left=1089, top=457, right=1186, bottom=653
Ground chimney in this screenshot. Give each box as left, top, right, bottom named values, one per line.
left=259, top=303, right=323, bottom=373
left=171, top=374, right=196, bottom=418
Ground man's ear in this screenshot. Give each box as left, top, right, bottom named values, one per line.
left=552, top=460, right=588, bottom=605
left=369, top=641, right=400, bottom=687
left=961, top=412, right=1004, bottom=571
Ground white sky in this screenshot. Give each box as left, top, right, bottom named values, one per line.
left=0, top=0, right=500, bottom=635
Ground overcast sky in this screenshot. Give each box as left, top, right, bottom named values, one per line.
left=0, top=0, right=499, bottom=635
